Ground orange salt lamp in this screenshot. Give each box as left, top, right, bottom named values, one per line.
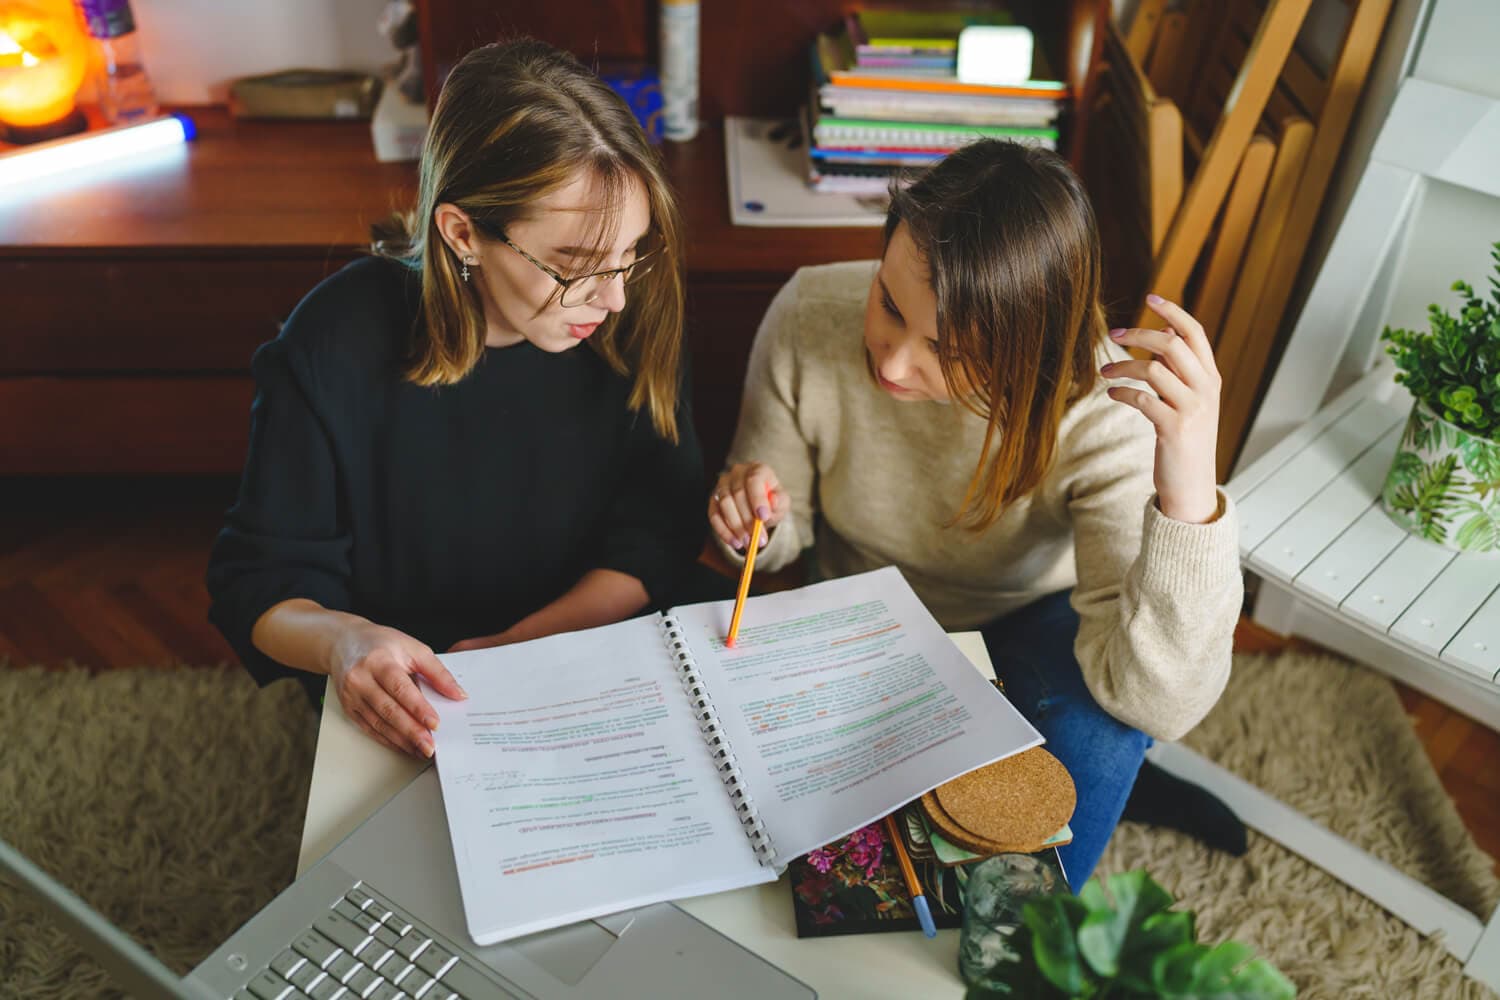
left=0, top=0, right=89, bottom=142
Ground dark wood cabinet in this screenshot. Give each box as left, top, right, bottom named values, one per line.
left=685, top=280, right=793, bottom=472
left=0, top=110, right=877, bottom=476
left=2, top=258, right=333, bottom=371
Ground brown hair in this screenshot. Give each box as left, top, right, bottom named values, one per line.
left=375, top=39, right=686, bottom=441
left=883, top=140, right=1106, bottom=529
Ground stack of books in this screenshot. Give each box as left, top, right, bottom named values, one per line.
left=806, top=9, right=1070, bottom=194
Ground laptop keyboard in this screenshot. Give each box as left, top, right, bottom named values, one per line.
left=232, top=883, right=518, bottom=1000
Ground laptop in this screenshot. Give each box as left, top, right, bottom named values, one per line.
left=3, top=766, right=816, bottom=1000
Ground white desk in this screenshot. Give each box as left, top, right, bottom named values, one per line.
left=296, top=632, right=998, bottom=1000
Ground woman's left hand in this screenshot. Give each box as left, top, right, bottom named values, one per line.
left=1100, top=294, right=1222, bottom=524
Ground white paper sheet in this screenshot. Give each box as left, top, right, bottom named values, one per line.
left=428, top=615, right=773, bottom=945
left=669, top=566, right=1043, bottom=861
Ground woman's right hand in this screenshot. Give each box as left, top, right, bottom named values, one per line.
left=709, top=461, right=791, bottom=551
left=327, top=621, right=468, bottom=759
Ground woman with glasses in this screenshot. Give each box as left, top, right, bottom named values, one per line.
left=207, top=40, right=702, bottom=759
left=708, top=141, right=1244, bottom=886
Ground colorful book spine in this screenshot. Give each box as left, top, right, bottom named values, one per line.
left=812, top=148, right=946, bottom=162
left=830, top=73, right=1067, bottom=98
left=820, top=88, right=1059, bottom=122
left=815, top=117, right=1059, bottom=145
left=856, top=55, right=957, bottom=70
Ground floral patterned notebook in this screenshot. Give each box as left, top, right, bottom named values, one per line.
left=787, top=816, right=1066, bottom=937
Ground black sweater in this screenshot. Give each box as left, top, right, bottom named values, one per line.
left=206, top=256, right=705, bottom=688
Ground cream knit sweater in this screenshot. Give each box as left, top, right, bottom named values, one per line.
left=721, top=262, right=1243, bottom=741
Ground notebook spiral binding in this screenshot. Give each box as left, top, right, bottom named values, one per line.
left=660, top=615, right=779, bottom=868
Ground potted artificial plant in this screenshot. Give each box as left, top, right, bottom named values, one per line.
left=963, top=870, right=1295, bottom=999
left=1380, top=241, right=1500, bottom=553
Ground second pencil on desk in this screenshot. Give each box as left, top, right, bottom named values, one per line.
left=884, top=813, right=937, bottom=938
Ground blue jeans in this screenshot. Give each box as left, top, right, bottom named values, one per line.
left=979, top=590, right=1149, bottom=889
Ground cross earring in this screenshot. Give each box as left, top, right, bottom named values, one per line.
left=462, top=254, right=476, bottom=282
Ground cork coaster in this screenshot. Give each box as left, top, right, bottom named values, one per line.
left=920, top=789, right=1030, bottom=854
left=922, top=748, right=1075, bottom=854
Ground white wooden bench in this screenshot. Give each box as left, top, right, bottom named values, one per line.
left=1149, top=75, right=1500, bottom=990
left=1230, top=367, right=1500, bottom=727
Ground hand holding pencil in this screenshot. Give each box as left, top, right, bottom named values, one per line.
left=709, top=461, right=791, bottom=553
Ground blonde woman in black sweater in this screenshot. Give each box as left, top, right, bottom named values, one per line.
left=208, top=41, right=702, bottom=760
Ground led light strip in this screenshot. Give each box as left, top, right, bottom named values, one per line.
left=0, top=113, right=195, bottom=190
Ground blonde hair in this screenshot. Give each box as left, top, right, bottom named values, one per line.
left=884, top=141, right=1106, bottom=528
left=375, top=39, right=686, bottom=441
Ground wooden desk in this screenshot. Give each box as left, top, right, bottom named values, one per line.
left=0, top=108, right=879, bottom=475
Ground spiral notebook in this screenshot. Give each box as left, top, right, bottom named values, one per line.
left=426, top=566, right=1042, bottom=946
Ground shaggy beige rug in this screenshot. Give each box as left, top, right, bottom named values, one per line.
left=0, top=653, right=1495, bottom=999
left=0, top=666, right=316, bottom=1000
left=1099, top=651, right=1499, bottom=999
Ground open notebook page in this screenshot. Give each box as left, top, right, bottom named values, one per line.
left=669, top=566, right=1042, bottom=862
left=428, top=614, right=774, bottom=945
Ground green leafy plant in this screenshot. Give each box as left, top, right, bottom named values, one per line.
left=966, top=871, right=1295, bottom=999
left=1381, top=241, right=1500, bottom=440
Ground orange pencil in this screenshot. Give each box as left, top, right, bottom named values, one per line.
left=884, top=813, right=937, bottom=938
left=725, top=518, right=762, bottom=648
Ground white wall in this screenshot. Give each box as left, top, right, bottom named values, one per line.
left=132, top=0, right=395, bottom=104
left=1410, top=0, right=1500, bottom=101
left=1287, top=0, right=1500, bottom=340
left=1383, top=178, right=1500, bottom=340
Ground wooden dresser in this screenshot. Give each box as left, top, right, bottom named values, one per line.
left=0, top=108, right=878, bottom=476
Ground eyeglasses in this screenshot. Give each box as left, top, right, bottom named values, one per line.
left=494, top=231, right=661, bottom=308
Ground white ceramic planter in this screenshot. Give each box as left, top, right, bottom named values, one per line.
left=1381, top=402, right=1500, bottom=554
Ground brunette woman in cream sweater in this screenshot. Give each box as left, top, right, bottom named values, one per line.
left=710, top=142, right=1242, bottom=884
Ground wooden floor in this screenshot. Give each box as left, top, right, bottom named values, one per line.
left=3, top=477, right=1496, bottom=878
